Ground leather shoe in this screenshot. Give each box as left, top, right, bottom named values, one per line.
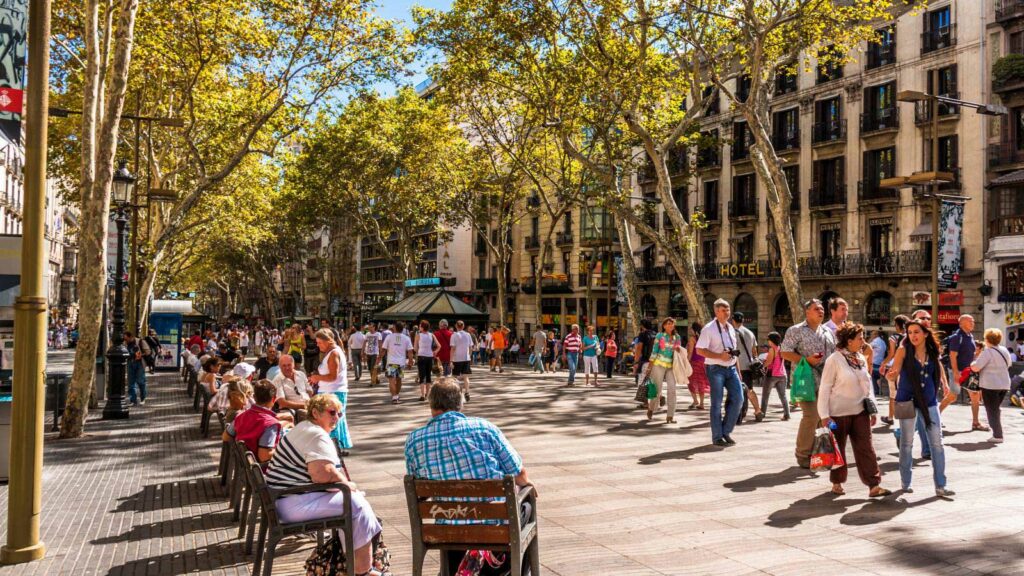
left=724, top=435, right=736, bottom=445
left=713, top=438, right=729, bottom=447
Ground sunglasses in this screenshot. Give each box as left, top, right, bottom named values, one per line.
left=324, top=409, right=340, bottom=417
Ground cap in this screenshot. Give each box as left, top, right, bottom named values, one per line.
left=232, top=362, right=256, bottom=379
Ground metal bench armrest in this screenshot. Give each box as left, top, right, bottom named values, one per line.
left=516, top=483, right=536, bottom=505
left=271, top=482, right=352, bottom=498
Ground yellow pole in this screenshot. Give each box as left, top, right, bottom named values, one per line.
left=2, top=0, right=51, bottom=564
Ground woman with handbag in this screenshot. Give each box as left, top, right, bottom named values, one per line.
left=970, top=328, right=1013, bottom=444
left=644, top=318, right=684, bottom=422
left=760, top=332, right=790, bottom=420
left=817, top=322, right=890, bottom=497
left=893, top=319, right=954, bottom=497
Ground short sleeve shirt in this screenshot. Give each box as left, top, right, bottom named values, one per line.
left=582, top=335, right=600, bottom=357
left=404, top=412, right=522, bottom=481
left=347, top=331, right=366, bottom=350
left=363, top=332, right=381, bottom=356
left=450, top=331, right=474, bottom=362
left=781, top=321, right=836, bottom=382
left=265, top=421, right=341, bottom=490
left=947, top=328, right=976, bottom=371
left=735, top=326, right=757, bottom=370
left=272, top=371, right=312, bottom=403
left=533, top=331, right=547, bottom=353
left=383, top=333, right=414, bottom=365
left=696, top=320, right=738, bottom=367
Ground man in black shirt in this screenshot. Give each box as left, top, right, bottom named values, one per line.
left=254, top=348, right=279, bottom=380
left=633, top=318, right=656, bottom=385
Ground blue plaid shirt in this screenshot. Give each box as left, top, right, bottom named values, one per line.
left=405, top=411, right=523, bottom=481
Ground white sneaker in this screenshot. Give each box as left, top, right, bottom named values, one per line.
left=935, top=487, right=955, bottom=498
left=987, top=436, right=1004, bottom=443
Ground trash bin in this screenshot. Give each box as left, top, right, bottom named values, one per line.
left=0, top=393, right=11, bottom=482
left=45, top=374, right=70, bottom=433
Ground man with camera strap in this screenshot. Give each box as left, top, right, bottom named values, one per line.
left=696, top=299, right=745, bottom=447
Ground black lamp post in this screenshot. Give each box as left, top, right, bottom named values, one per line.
left=102, top=160, right=136, bottom=420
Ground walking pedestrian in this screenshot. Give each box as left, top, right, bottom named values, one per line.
left=382, top=321, right=414, bottom=405
left=818, top=322, right=890, bottom=498
left=781, top=299, right=836, bottom=468
left=302, top=325, right=320, bottom=374
left=823, top=298, right=849, bottom=335
left=582, top=325, right=601, bottom=387
left=125, top=331, right=148, bottom=406
left=490, top=325, right=509, bottom=373
left=562, top=325, right=582, bottom=386
left=731, top=312, right=764, bottom=423
left=970, top=328, right=1012, bottom=443
left=143, top=329, right=161, bottom=373
left=413, top=320, right=440, bottom=401
left=604, top=330, right=618, bottom=379
left=363, top=324, right=381, bottom=386
left=760, top=332, right=789, bottom=420
left=632, top=319, right=655, bottom=386
left=435, top=319, right=453, bottom=377
left=531, top=326, right=547, bottom=373
left=239, top=329, right=250, bottom=357
left=545, top=331, right=557, bottom=372
left=880, top=315, right=909, bottom=425
left=347, top=326, right=366, bottom=381
left=687, top=322, right=709, bottom=410
left=943, top=315, right=984, bottom=432
left=450, top=320, right=475, bottom=401
left=307, top=329, right=352, bottom=452
left=644, top=318, right=684, bottom=423
left=696, top=300, right=744, bottom=446
left=892, top=319, right=954, bottom=497
left=869, top=329, right=887, bottom=397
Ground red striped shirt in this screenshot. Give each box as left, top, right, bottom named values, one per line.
left=562, top=333, right=582, bottom=353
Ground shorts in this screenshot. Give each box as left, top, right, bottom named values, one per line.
left=453, top=361, right=472, bottom=376
left=386, top=364, right=404, bottom=379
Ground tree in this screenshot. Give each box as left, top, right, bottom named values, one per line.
left=677, top=0, right=902, bottom=322
left=289, top=88, right=467, bottom=293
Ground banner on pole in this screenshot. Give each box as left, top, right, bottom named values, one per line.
left=0, top=0, right=27, bottom=142
left=615, top=255, right=625, bottom=304
left=937, top=201, right=963, bottom=289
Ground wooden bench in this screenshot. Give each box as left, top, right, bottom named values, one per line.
left=404, top=475, right=539, bottom=576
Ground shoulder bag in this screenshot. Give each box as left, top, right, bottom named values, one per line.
left=737, top=330, right=765, bottom=380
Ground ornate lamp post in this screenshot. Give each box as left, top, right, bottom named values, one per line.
left=102, top=161, right=135, bottom=420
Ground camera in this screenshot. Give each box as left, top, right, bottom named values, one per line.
left=727, top=349, right=741, bottom=358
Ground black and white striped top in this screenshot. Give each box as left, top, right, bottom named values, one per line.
left=265, top=421, right=340, bottom=491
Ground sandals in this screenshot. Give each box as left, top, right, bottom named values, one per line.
left=972, top=423, right=991, bottom=432
left=869, top=487, right=893, bottom=498
left=646, top=409, right=653, bottom=421
left=666, top=418, right=676, bottom=424
left=830, top=485, right=846, bottom=495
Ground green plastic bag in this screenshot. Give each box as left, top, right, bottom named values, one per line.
left=646, top=378, right=658, bottom=399
left=790, top=358, right=817, bottom=402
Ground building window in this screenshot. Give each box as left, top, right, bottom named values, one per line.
left=811, top=156, right=846, bottom=206
left=702, top=180, right=720, bottom=221
left=865, top=291, right=893, bottom=325
left=1011, top=31, right=1024, bottom=56
left=736, top=74, right=751, bottom=103
left=922, top=6, right=953, bottom=54
left=735, top=233, right=754, bottom=262
left=991, top=188, right=1024, bottom=237
left=669, top=292, right=688, bottom=319
left=774, top=68, right=798, bottom=95
left=816, top=45, right=843, bottom=84
left=1001, top=263, right=1024, bottom=298
left=641, top=293, right=658, bottom=319
left=701, top=238, right=718, bottom=265
left=703, top=85, right=719, bottom=116
left=862, top=147, right=896, bottom=199
left=813, top=97, right=844, bottom=143
left=928, top=65, right=959, bottom=115
left=771, top=108, right=800, bottom=150
left=862, top=82, right=897, bottom=133
left=731, top=121, right=752, bottom=161
left=562, top=213, right=572, bottom=234
left=925, top=135, right=958, bottom=172
left=733, top=293, right=759, bottom=338
left=866, top=27, right=896, bottom=69
left=819, top=223, right=842, bottom=274
left=531, top=216, right=539, bottom=238
left=671, top=185, right=687, bottom=217
left=697, top=129, right=720, bottom=168
left=783, top=165, right=800, bottom=209
left=731, top=173, right=756, bottom=218
left=868, top=217, right=894, bottom=263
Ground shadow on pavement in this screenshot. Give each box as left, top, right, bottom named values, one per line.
left=765, top=492, right=867, bottom=528
left=638, top=444, right=724, bottom=465
left=945, top=441, right=998, bottom=452
left=723, top=466, right=817, bottom=492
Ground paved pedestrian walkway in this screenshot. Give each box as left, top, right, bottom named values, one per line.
left=1, top=359, right=1023, bottom=575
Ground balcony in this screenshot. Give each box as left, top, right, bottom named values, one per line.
left=580, top=209, right=619, bottom=246
left=994, top=55, right=1024, bottom=93
left=697, top=147, right=721, bottom=169
left=808, top=184, right=847, bottom=211
left=635, top=267, right=679, bottom=284
left=690, top=251, right=929, bottom=281
left=988, top=142, right=1024, bottom=170
left=520, top=274, right=573, bottom=295
left=771, top=129, right=800, bottom=152
left=555, top=231, right=574, bottom=247
left=921, top=25, right=955, bottom=55
left=474, top=278, right=499, bottom=292
left=914, top=94, right=960, bottom=124
left=996, top=0, right=1024, bottom=23
left=860, top=108, right=899, bottom=135
left=524, top=235, right=541, bottom=250
left=991, top=215, right=1024, bottom=237
left=728, top=197, right=758, bottom=221
left=731, top=132, right=754, bottom=162
left=866, top=44, right=896, bottom=70
left=694, top=204, right=720, bottom=224
left=858, top=181, right=899, bottom=205
left=577, top=272, right=617, bottom=289
left=812, top=119, right=846, bottom=145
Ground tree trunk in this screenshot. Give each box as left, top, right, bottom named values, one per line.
left=744, top=104, right=804, bottom=323
left=62, top=0, right=141, bottom=438
left=495, top=248, right=507, bottom=329
left=613, top=216, right=641, bottom=335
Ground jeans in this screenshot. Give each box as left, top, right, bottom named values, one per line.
left=706, top=364, right=743, bottom=442
left=760, top=375, right=789, bottom=417
left=898, top=405, right=946, bottom=490
left=128, top=362, right=147, bottom=403
left=894, top=416, right=932, bottom=458
left=565, top=352, right=579, bottom=384
left=350, top=350, right=362, bottom=380
left=871, top=366, right=883, bottom=396
left=532, top=351, right=545, bottom=373
left=982, top=389, right=1007, bottom=439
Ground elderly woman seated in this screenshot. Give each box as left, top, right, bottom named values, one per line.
left=265, top=394, right=386, bottom=576
left=223, top=379, right=284, bottom=465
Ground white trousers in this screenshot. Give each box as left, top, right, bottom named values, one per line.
left=275, top=489, right=382, bottom=549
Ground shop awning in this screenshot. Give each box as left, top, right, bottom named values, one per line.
left=910, top=221, right=933, bottom=242
left=374, top=289, right=490, bottom=323
left=989, top=169, right=1024, bottom=187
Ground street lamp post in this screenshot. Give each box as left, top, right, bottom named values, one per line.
left=102, top=161, right=136, bottom=420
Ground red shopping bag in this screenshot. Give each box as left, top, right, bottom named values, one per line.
left=810, top=427, right=845, bottom=472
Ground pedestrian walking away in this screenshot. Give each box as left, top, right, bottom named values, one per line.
left=781, top=299, right=836, bottom=468
left=696, top=300, right=745, bottom=446
left=760, top=332, right=790, bottom=420
left=435, top=319, right=453, bottom=377
left=731, top=312, right=764, bottom=424
left=413, top=320, right=440, bottom=401
left=125, top=331, right=148, bottom=405
left=531, top=326, right=548, bottom=373
left=450, top=320, right=475, bottom=401
left=382, top=321, right=414, bottom=404
left=818, top=322, right=890, bottom=498
left=363, top=324, right=382, bottom=387
left=970, top=328, right=1012, bottom=443
left=348, top=326, right=366, bottom=381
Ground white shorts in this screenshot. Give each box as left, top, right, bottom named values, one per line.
left=583, top=355, right=599, bottom=374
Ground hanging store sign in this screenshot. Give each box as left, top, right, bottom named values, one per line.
left=912, top=291, right=932, bottom=307
left=0, top=0, right=26, bottom=140
left=937, top=201, right=964, bottom=289
left=937, top=309, right=961, bottom=325
left=938, top=290, right=964, bottom=306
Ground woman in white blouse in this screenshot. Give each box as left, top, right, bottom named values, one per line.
left=818, top=322, right=891, bottom=497
left=970, top=328, right=1013, bottom=444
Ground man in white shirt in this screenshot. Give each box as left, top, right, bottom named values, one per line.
left=449, top=320, right=475, bottom=401
left=696, top=298, right=744, bottom=447
left=348, top=327, right=367, bottom=381
left=272, top=354, right=313, bottom=421
left=382, top=321, right=415, bottom=404
left=823, top=298, right=849, bottom=335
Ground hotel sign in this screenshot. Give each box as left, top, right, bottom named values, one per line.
left=719, top=261, right=766, bottom=278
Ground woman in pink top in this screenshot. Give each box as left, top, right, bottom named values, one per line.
left=687, top=322, right=709, bottom=409
left=760, top=331, right=790, bottom=420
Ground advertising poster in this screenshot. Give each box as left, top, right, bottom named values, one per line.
left=937, top=201, right=963, bottom=289
left=0, top=0, right=27, bottom=142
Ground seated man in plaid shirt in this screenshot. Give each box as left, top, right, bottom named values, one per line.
left=405, top=378, right=535, bottom=574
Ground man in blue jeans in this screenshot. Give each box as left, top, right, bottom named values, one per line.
left=562, top=324, right=582, bottom=386
left=696, top=299, right=744, bottom=446
left=125, top=331, right=148, bottom=406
